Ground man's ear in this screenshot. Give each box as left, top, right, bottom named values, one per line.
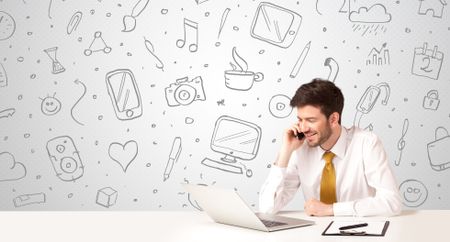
left=329, top=112, right=340, bottom=125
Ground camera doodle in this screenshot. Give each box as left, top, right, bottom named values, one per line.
left=165, top=76, right=206, bottom=107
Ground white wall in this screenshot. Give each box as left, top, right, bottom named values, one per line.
left=0, top=0, right=449, bottom=210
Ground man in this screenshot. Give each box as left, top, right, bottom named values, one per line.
left=259, top=79, right=402, bottom=217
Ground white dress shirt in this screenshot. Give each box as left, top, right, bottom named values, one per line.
left=259, top=126, right=402, bottom=216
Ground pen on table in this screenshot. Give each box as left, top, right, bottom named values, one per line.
left=163, top=137, right=182, bottom=181
left=339, top=223, right=368, bottom=230
left=289, top=41, right=311, bottom=78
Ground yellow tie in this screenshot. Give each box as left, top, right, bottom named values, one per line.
left=320, top=151, right=337, bottom=204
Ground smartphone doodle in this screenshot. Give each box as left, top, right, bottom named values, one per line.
left=46, top=136, right=84, bottom=181
left=106, top=69, right=142, bottom=120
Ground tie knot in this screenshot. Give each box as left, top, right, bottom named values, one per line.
left=323, top=151, right=335, bottom=164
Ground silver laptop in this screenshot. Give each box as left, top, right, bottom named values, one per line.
left=182, top=183, right=314, bottom=232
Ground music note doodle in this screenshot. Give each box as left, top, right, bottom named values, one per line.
left=176, top=18, right=198, bottom=52
left=395, top=118, right=409, bottom=166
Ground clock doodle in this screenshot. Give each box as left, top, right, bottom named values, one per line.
left=0, top=11, right=16, bottom=41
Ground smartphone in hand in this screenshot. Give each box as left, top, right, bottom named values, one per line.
left=296, top=132, right=305, bottom=140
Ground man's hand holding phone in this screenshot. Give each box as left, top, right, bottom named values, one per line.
left=276, top=123, right=305, bottom=167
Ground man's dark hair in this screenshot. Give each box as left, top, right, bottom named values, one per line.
left=290, top=78, right=344, bottom=124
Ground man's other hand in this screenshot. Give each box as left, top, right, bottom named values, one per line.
left=304, top=199, right=334, bottom=216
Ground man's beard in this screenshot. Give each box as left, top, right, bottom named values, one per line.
left=307, top=124, right=332, bottom=147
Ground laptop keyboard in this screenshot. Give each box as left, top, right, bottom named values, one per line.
left=260, top=219, right=288, bottom=227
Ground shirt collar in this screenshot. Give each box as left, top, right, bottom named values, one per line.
left=318, top=126, right=348, bottom=160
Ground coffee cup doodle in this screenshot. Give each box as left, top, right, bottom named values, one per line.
left=224, top=47, right=264, bottom=91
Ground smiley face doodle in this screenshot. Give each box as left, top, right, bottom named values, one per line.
left=399, top=179, right=428, bottom=207
left=40, top=93, right=62, bottom=116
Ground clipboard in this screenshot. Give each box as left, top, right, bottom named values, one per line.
left=322, top=221, right=390, bottom=236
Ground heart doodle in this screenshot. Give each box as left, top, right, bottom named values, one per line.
left=108, top=140, right=138, bottom=172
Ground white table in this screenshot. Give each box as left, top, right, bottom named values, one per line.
left=0, top=210, right=446, bottom=242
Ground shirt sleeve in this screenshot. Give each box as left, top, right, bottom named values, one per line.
left=333, top=134, right=402, bottom=217
left=258, top=153, right=301, bottom=214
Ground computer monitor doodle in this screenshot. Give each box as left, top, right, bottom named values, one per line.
left=202, top=115, right=262, bottom=175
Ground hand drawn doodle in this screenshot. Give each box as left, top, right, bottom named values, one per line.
left=176, top=18, right=199, bottom=52
left=105, top=69, right=142, bottom=120
left=46, top=136, right=84, bottom=182
left=399, top=179, right=428, bottom=207
left=71, top=79, right=86, bottom=126
left=163, top=137, right=182, bottom=181
left=394, top=118, right=409, bottom=166
left=427, top=126, right=450, bottom=171
left=0, top=152, right=26, bottom=182
left=144, top=37, right=164, bottom=71
left=269, top=94, right=293, bottom=119
left=353, top=82, right=390, bottom=130
left=44, top=47, right=65, bottom=74
left=84, top=31, right=112, bottom=56
left=418, top=0, right=447, bottom=18
left=366, top=43, right=390, bottom=66
left=96, top=187, right=118, bottom=208
left=289, top=41, right=311, bottom=78
left=108, top=140, right=138, bottom=172
left=225, top=47, right=264, bottom=91
left=40, top=93, right=61, bottom=116
left=412, top=42, right=444, bottom=80
left=423, top=90, right=440, bottom=110
left=217, top=8, right=230, bottom=39
left=0, top=108, right=15, bottom=119
left=0, top=62, right=7, bottom=87
left=165, top=76, right=206, bottom=107
left=0, top=11, right=16, bottom=40
left=67, top=11, right=82, bottom=35
left=122, top=0, right=150, bottom=32
left=201, top=116, right=262, bottom=176
left=250, top=2, right=302, bottom=48
left=13, top=193, right=46, bottom=207
left=324, top=57, right=339, bottom=82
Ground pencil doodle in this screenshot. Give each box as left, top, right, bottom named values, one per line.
left=108, top=140, right=138, bottom=172
left=353, top=82, right=390, bottom=129
left=144, top=37, right=164, bottom=71
left=427, top=126, right=450, bottom=171
left=423, top=90, right=440, bottom=110
left=163, top=137, right=182, bottom=181
left=324, top=57, right=339, bottom=82
left=176, top=18, right=199, bottom=52
left=96, top=187, right=118, bottom=208
left=84, top=31, right=112, bottom=56
left=289, top=41, right=311, bottom=78
left=394, top=118, right=409, bottom=166
left=46, top=136, right=84, bottom=182
left=40, top=93, right=62, bottom=116
left=225, top=47, right=264, bottom=91
left=418, top=0, right=447, bottom=18
left=250, top=2, right=302, bottom=48
left=13, top=193, right=46, bottom=207
left=217, top=8, right=230, bottom=39
left=0, top=62, right=7, bottom=87
left=269, top=94, right=292, bottom=119
left=399, top=179, right=428, bottom=207
left=0, top=11, right=16, bottom=40
left=0, top=108, right=15, bottom=119
left=412, top=42, right=444, bottom=80
left=67, top=11, right=82, bottom=35
left=165, top=76, right=206, bottom=107
left=44, top=47, right=65, bottom=74
left=106, top=69, right=143, bottom=120
left=201, top=116, right=261, bottom=176
left=366, top=42, right=390, bottom=66
left=0, top=152, right=27, bottom=182
left=71, top=79, right=86, bottom=126
left=122, top=0, right=150, bottom=32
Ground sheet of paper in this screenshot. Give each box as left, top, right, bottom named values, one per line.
left=325, top=221, right=387, bottom=235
